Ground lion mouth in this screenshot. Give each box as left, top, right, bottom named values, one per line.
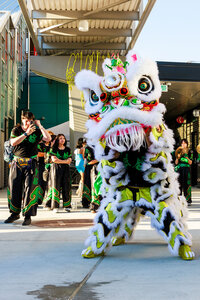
left=86, top=104, right=165, bottom=145
left=101, top=119, right=145, bottom=152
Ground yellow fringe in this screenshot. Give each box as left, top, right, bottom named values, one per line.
left=66, top=52, right=112, bottom=107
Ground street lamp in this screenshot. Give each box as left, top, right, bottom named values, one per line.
left=78, top=20, right=89, bottom=32
left=193, top=109, right=200, bottom=117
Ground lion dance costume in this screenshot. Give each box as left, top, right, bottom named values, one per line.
left=75, top=49, right=194, bottom=260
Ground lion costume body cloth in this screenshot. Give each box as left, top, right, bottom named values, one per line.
left=75, top=50, right=194, bottom=260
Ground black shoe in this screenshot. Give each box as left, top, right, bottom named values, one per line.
left=65, top=208, right=70, bottom=212
left=22, top=216, right=31, bottom=226
left=4, top=213, right=20, bottom=223
left=90, top=203, right=99, bottom=213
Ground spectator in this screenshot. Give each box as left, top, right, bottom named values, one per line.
left=43, top=133, right=57, bottom=209
left=5, top=111, right=51, bottom=225
left=37, top=132, right=56, bottom=204
left=81, top=139, right=87, bottom=163
left=37, top=141, right=50, bottom=204
left=82, top=145, right=98, bottom=209
left=47, top=134, right=72, bottom=212
left=74, top=138, right=85, bottom=197
left=175, top=138, right=193, bottom=205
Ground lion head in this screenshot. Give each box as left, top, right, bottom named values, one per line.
left=75, top=50, right=165, bottom=152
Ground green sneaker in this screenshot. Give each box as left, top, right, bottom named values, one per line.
left=178, top=245, right=195, bottom=260
left=82, top=247, right=105, bottom=258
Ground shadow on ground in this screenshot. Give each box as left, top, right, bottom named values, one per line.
left=27, top=281, right=116, bottom=300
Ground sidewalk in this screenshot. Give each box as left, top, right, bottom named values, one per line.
left=0, top=188, right=200, bottom=300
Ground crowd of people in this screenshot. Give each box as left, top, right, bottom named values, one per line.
left=4, top=111, right=101, bottom=226
left=3, top=110, right=197, bottom=226
left=74, top=138, right=100, bottom=212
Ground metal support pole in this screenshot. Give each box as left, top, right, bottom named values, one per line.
left=27, top=31, right=30, bottom=110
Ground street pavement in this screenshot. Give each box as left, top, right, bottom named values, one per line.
left=0, top=187, right=200, bottom=300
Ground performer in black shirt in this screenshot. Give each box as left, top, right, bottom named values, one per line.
left=5, top=111, right=51, bottom=225
left=45, top=134, right=72, bottom=211
left=37, top=133, right=57, bottom=206
left=37, top=141, right=50, bottom=204
left=82, top=146, right=98, bottom=209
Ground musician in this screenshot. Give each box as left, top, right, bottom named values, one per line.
left=175, top=139, right=193, bottom=205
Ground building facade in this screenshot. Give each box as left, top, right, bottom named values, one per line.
left=0, top=11, right=28, bottom=188
left=0, top=11, right=70, bottom=189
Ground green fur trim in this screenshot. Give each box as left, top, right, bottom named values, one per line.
left=119, top=188, right=133, bottom=203
left=150, top=151, right=167, bottom=163
left=156, top=201, right=168, bottom=222
left=151, top=124, right=165, bottom=141
left=125, top=223, right=133, bottom=237
left=105, top=203, right=117, bottom=223
left=169, top=226, right=185, bottom=249
left=94, top=230, right=104, bottom=249
left=136, top=187, right=152, bottom=203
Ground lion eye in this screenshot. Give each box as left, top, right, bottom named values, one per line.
left=138, top=76, right=154, bottom=94
left=89, top=90, right=99, bottom=106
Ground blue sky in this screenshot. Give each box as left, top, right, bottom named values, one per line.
left=0, top=0, right=19, bottom=13
left=134, top=0, right=200, bottom=62
left=0, top=0, right=199, bottom=63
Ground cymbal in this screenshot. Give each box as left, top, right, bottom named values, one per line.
left=175, top=146, right=187, bottom=158
left=175, top=146, right=183, bottom=158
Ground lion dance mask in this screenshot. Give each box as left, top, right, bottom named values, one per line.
left=75, top=49, right=194, bottom=260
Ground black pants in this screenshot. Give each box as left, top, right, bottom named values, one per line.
left=47, top=163, right=71, bottom=209
left=7, top=159, right=41, bottom=217
left=82, top=164, right=93, bottom=208
left=178, top=166, right=192, bottom=203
